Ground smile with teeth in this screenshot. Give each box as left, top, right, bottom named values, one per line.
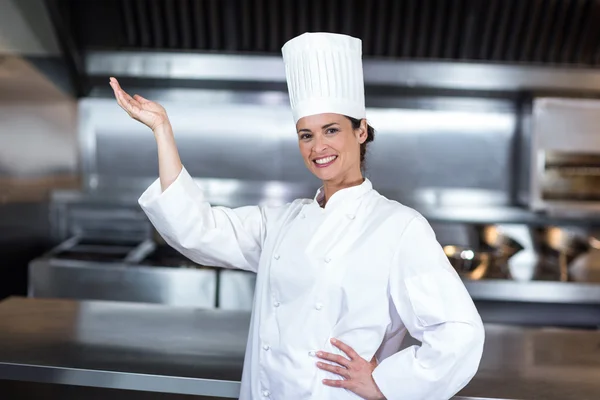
left=314, top=155, right=337, bottom=166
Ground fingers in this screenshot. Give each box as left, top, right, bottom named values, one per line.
left=316, top=362, right=351, bottom=379
left=330, top=338, right=358, bottom=360
left=110, top=78, right=146, bottom=105
left=322, top=379, right=351, bottom=389
left=109, top=78, right=141, bottom=117
left=133, top=94, right=152, bottom=104
left=109, top=78, right=128, bottom=109
left=116, top=90, right=137, bottom=116
left=316, top=351, right=350, bottom=368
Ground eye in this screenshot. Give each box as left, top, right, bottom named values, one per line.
left=300, top=133, right=312, bottom=140
left=326, top=128, right=339, bottom=134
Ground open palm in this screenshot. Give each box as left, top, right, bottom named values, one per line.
left=109, top=77, right=169, bottom=131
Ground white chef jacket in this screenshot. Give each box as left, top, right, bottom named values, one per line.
left=138, top=166, right=485, bottom=400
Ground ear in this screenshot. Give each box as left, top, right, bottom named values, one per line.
left=356, top=119, right=368, bottom=144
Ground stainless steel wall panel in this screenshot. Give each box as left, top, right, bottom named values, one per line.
left=78, top=94, right=516, bottom=208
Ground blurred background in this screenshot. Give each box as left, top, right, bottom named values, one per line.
left=2, top=0, right=600, bottom=328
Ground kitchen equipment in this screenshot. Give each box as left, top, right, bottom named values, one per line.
left=530, top=98, right=600, bottom=215
left=569, top=249, right=600, bottom=283
left=444, top=225, right=523, bottom=280
left=531, top=226, right=589, bottom=281
left=28, top=235, right=219, bottom=308
left=444, top=245, right=493, bottom=280
left=568, top=235, right=600, bottom=283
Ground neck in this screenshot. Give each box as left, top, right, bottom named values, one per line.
left=321, top=168, right=364, bottom=207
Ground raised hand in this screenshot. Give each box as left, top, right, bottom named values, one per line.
left=109, top=77, right=170, bottom=132
left=316, top=338, right=386, bottom=400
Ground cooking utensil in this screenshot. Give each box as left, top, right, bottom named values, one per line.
left=531, top=226, right=589, bottom=281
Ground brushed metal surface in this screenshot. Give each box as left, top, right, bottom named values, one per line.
left=463, top=279, right=600, bottom=304
left=28, top=259, right=217, bottom=308
left=218, top=270, right=256, bottom=311
left=86, top=51, right=600, bottom=93
left=1, top=297, right=600, bottom=400
left=77, top=95, right=515, bottom=209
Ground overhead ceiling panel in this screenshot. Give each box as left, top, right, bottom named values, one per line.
left=48, top=0, right=600, bottom=67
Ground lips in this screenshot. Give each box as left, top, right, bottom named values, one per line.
left=313, top=155, right=337, bottom=168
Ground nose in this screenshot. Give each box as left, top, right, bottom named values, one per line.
left=312, top=133, right=327, bottom=153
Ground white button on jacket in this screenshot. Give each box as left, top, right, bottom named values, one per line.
left=138, top=166, right=485, bottom=400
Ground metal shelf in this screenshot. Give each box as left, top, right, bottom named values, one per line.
left=464, top=279, right=600, bottom=304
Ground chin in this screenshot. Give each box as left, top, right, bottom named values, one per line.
left=311, top=167, right=339, bottom=182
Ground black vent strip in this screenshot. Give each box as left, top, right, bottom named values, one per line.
left=223, top=0, right=239, bottom=51
left=505, top=0, right=530, bottom=62
left=519, top=0, right=544, bottom=62
left=121, top=0, right=137, bottom=47
left=297, top=0, right=308, bottom=40
left=240, top=0, right=252, bottom=50
left=415, top=0, right=431, bottom=59
left=429, top=0, right=447, bottom=59
left=54, top=0, right=600, bottom=67
left=574, top=0, right=597, bottom=65
left=479, top=0, right=499, bottom=60
left=134, top=0, right=150, bottom=48
left=374, top=0, right=389, bottom=57
left=534, top=0, right=559, bottom=63
left=149, top=0, right=163, bottom=48
left=560, top=0, right=587, bottom=64
left=192, top=0, right=206, bottom=49
left=591, top=2, right=600, bottom=65
left=445, top=0, right=463, bottom=59
left=178, top=0, right=192, bottom=49
left=282, top=0, right=294, bottom=43
left=546, top=0, right=569, bottom=63
left=312, top=0, right=323, bottom=35
left=386, top=0, right=402, bottom=57
left=267, top=0, right=280, bottom=53
left=362, top=0, right=374, bottom=54
left=460, top=0, right=481, bottom=61
left=341, top=0, right=354, bottom=36
left=164, top=0, right=178, bottom=48
left=549, top=0, right=573, bottom=63
left=572, top=0, right=589, bottom=64
left=326, top=0, right=337, bottom=33
left=491, top=0, right=515, bottom=62
left=208, top=0, right=221, bottom=50
left=594, top=27, right=600, bottom=66
left=402, top=0, right=416, bottom=57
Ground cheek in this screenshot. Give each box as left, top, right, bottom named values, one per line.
left=328, top=135, right=354, bottom=157
left=298, top=142, right=311, bottom=159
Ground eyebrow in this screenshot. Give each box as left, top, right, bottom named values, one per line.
left=298, top=122, right=339, bottom=134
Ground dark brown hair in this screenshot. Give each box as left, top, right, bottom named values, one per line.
left=346, top=116, right=375, bottom=166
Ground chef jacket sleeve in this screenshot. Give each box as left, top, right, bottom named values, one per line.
left=371, top=214, right=485, bottom=400
left=138, top=165, right=282, bottom=273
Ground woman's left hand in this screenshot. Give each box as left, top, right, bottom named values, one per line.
left=316, top=338, right=386, bottom=400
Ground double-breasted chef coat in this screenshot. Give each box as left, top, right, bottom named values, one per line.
left=139, top=166, right=485, bottom=400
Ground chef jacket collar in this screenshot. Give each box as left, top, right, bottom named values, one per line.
left=313, top=178, right=373, bottom=213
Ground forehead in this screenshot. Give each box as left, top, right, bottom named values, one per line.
left=296, top=113, right=347, bottom=130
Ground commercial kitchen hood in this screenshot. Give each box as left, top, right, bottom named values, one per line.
left=43, top=0, right=600, bottom=97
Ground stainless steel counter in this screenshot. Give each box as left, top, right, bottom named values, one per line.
left=1, top=297, right=599, bottom=400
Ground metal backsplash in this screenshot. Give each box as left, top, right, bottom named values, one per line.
left=78, top=90, right=517, bottom=209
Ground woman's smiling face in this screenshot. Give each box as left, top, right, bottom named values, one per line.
left=296, top=113, right=367, bottom=182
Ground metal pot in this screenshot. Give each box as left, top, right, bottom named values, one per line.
left=444, top=225, right=524, bottom=280
left=531, top=226, right=589, bottom=281
left=568, top=235, right=600, bottom=283
left=444, top=245, right=491, bottom=280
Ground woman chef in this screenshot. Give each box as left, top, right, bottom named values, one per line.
left=109, top=32, right=485, bottom=400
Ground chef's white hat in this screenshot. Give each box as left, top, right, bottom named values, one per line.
left=281, top=32, right=366, bottom=124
